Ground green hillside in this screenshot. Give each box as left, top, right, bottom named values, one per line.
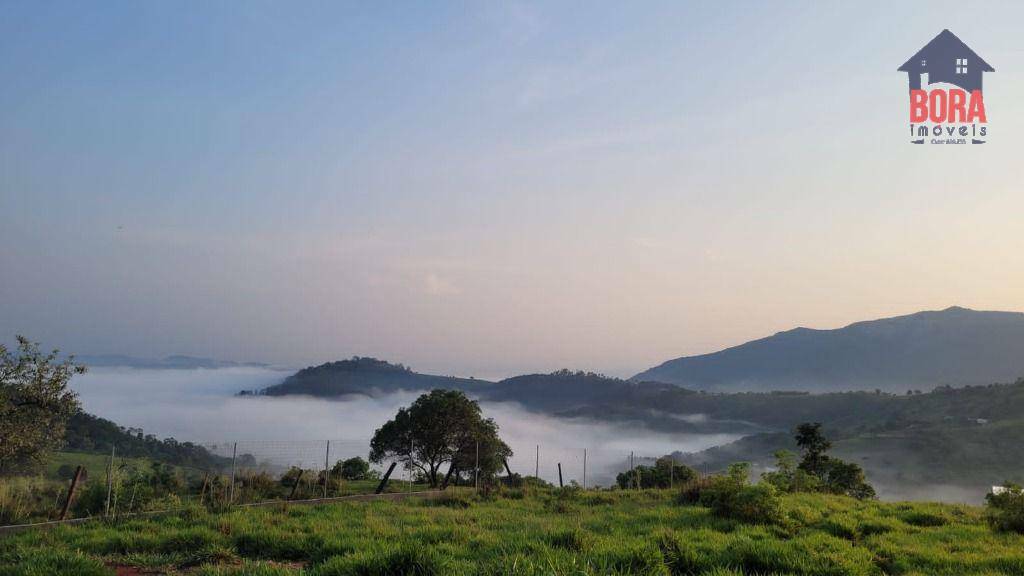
left=2, top=489, right=1023, bottom=575
left=259, top=357, right=489, bottom=397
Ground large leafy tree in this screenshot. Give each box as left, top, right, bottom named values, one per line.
left=369, top=389, right=512, bottom=487
left=0, top=336, right=85, bottom=474
left=792, top=422, right=875, bottom=499
left=794, top=422, right=832, bottom=476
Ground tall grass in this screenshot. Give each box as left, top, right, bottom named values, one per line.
left=1, top=489, right=1023, bottom=575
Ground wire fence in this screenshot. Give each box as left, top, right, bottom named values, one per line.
left=0, top=439, right=714, bottom=529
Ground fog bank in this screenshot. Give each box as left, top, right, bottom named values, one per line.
left=71, top=367, right=742, bottom=484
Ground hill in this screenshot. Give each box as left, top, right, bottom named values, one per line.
left=633, top=306, right=1024, bottom=392
left=258, top=357, right=490, bottom=397
left=63, top=411, right=227, bottom=470
left=672, top=379, right=1024, bottom=501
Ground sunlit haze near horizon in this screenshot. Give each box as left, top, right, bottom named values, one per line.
left=4, top=1, right=1024, bottom=378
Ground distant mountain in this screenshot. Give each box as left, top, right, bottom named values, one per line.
left=77, top=354, right=268, bottom=370
left=259, top=357, right=490, bottom=397
left=633, top=307, right=1024, bottom=392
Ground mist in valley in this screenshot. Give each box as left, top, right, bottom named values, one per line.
left=71, top=367, right=742, bottom=485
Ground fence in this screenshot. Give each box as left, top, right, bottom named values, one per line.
left=0, top=438, right=714, bottom=529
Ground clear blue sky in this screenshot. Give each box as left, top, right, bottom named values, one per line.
left=3, top=1, right=1023, bottom=378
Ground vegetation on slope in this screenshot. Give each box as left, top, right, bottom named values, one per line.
left=258, top=357, right=488, bottom=397
left=2, top=488, right=1024, bottom=575
left=632, top=307, right=1024, bottom=392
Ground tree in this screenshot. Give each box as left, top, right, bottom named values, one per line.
left=616, top=457, right=695, bottom=489
left=792, top=422, right=875, bottom=499
left=762, top=449, right=817, bottom=493
left=820, top=459, right=876, bottom=499
left=0, top=336, right=84, bottom=474
left=333, top=456, right=377, bottom=481
left=369, top=389, right=512, bottom=488
left=795, top=422, right=831, bottom=477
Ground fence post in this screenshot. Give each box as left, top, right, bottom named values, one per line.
left=59, top=465, right=84, bottom=520
left=104, top=445, right=115, bottom=517
left=376, top=462, right=397, bottom=494
left=535, top=445, right=539, bottom=478
left=629, top=451, right=634, bottom=489
left=474, top=441, right=480, bottom=492
left=228, top=442, right=237, bottom=505
left=289, top=469, right=305, bottom=500
left=557, top=462, right=564, bottom=488
left=583, top=449, right=587, bottom=490
left=670, top=461, right=674, bottom=489
left=324, top=441, right=330, bottom=499
left=410, top=439, right=415, bottom=494
left=441, top=463, right=456, bottom=490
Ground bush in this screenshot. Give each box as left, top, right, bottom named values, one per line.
left=697, top=464, right=783, bottom=525
left=332, top=457, right=378, bottom=481
left=676, top=476, right=715, bottom=505
left=616, top=457, right=696, bottom=489
left=985, top=484, right=1024, bottom=534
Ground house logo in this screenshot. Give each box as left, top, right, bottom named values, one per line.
left=898, top=29, right=993, bottom=144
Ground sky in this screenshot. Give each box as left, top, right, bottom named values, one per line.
left=3, top=1, right=1024, bottom=379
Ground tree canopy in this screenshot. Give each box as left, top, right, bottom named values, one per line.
left=0, top=336, right=84, bottom=474
left=789, top=422, right=875, bottom=499
left=369, top=389, right=512, bottom=487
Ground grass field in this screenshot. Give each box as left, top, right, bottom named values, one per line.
left=2, top=488, right=1023, bottom=575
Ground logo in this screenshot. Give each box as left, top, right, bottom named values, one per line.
left=898, top=29, right=993, bottom=144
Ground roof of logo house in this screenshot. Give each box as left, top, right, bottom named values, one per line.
left=898, top=29, right=993, bottom=92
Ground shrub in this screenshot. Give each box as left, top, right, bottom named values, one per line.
left=985, top=484, right=1024, bottom=534
left=331, top=457, right=378, bottom=481
left=676, top=476, right=715, bottom=505
left=698, top=464, right=783, bottom=525
left=616, top=457, right=696, bottom=489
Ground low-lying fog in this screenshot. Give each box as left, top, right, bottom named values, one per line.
left=71, top=366, right=741, bottom=486
left=70, top=367, right=988, bottom=501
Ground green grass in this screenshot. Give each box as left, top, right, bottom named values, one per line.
left=1, top=489, right=1023, bottom=575
left=45, top=451, right=164, bottom=479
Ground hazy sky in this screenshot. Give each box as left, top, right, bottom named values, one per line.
left=3, top=1, right=1024, bottom=378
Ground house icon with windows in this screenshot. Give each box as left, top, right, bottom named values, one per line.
left=898, top=29, right=993, bottom=92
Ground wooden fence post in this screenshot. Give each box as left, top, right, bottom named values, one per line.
left=288, top=469, right=305, bottom=500
left=440, top=464, right=457, bottom=490
left=199, top=473, right=210, bottom=506
left=375, top=462, right=397, bottom=494
left=557, top=462, right=564, bottom=488
left=323, top=441, right=330, bottom=499
left=228, top=442, right=237, bottom=505
left=59, top=465, right=84, bottom=521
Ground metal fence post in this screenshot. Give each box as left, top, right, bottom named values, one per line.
left=104, top=445, right=115, bottom=517
left=535, top=445, right=539, bottom=479
left=324, top=440, right=330, bottom=499
left=474, top=441, right=480, bottom=491
left=228, top=442, right=237, bottom=505
left=583, top=448, right=587, bottom=490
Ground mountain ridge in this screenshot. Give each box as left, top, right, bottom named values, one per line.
left=632, top=306, right=1024, bottom=392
